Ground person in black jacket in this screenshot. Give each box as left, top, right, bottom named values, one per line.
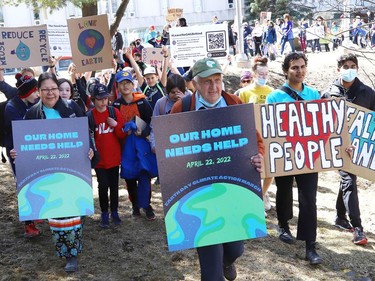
left=321, top=53, right=375, bottom=246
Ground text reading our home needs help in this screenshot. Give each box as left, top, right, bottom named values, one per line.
left=165, top=125, right=248, bottom=158
left=20, top=132, right=83, bottom=151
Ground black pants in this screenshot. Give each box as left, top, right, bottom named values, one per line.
left=336, top=170, right=362, bottom=228
left=95, top=166, right=120, bottom=213
left=197, top=241, right=244, bottom=281
left=275, top=173, right=318, bottom=241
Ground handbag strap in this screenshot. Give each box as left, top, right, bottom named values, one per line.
left=279, top=85, right=305, bottom=101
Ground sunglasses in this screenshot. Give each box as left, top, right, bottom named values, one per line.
left=241, top=79, right=251, bottom=83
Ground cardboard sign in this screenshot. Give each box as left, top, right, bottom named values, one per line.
left=67, top=14, right=113, bottom=72
left=142, top=47, right=163, bottom=66
left=0, top=25, right=50, bottom=68
left=166, top=8, right=183, bottom=22
left=346, top=102, right=375, bottom=181
left=12, top=118, right=94, bottom=221
left=255, top=99, right=351, bottom=178
left=46, top=22, right=72, bottom=57
left=153, top=103, right=267, bottom=252
left=169, top=23, right=229, bottom=67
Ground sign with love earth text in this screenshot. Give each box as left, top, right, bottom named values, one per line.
left=254, top=99, right=352, bottom=178
left=12, top=118, right=94, bottom=221
left=67, top=14, right=113, bottom=72
left=153, top=103, right=267, bottom=252
left=0, top=25, right=50, bottom=68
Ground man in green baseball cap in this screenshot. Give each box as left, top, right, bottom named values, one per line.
left=170, top=57, right=265, bottom=281
left=191, top=58, right=223, bottom=78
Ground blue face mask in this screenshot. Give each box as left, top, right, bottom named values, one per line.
left=255, top=78, right=267, bottom=86
left=198, top=94, right=222, bottom=108
left=341, top=68, right=357, bottom=82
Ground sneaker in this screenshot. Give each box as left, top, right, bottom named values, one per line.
left=223, top=263, right=237, bottom=281
left=278, top=227, right=296, bottom=244
left=334, top=217, right=353, bottom=231
left=24, top=223, right=40, bottom=238
left=144, top=206, right=156, bottom=221
left=263, top=192, right=272, bottom=211
left=100, top=212, right=109, bottom=228
left=111, top=211, right=122, bottom=225
left=64, top=256, right=78, bottom=272
left=132, top=207, right=141, bottom=217
left=352, top=227, right=368, bottom=245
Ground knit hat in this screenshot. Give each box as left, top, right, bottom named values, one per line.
left=15, top=73, right=38, bottom=99
left=191, top=58, right=223, bottom=78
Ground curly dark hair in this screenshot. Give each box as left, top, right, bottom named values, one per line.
left=337, top=53, right=358, bottom=68
left=281, top=52, right=308, bottom=74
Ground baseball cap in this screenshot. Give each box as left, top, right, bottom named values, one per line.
left=182, top=69, right=193, bottom=81
left=143, top=67, right=157, bottom=76
left=191, top=58, right=223, bottom=78
left=115, top=70, right=134, bottom=83
left=92, top=83, right=109, bottom=100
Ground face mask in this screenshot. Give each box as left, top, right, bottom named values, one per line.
left=341, top=68, right=357, bottom=82
left=198, top=94, right=222, bottom=108
left=255, top=78, right=267, bottom=86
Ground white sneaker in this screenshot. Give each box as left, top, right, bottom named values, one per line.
left=263, top=192, right=272, bottom=211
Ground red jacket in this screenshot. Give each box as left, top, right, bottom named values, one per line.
left=91, top=107, right=126, bottom=169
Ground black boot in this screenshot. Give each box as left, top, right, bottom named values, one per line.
left=305, top=241, right=323, bottom=265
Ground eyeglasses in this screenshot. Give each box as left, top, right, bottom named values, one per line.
left=40, top=87, right=59, bottom=94
left=241, top=79, right=251, bottom=83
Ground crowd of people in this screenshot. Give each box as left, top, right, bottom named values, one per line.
left=0, top=14, right=374, bottom=280
left=235, top=13, right=375, bottom=61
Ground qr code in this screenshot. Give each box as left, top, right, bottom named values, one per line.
left=206, top=31, right=226, bottom=52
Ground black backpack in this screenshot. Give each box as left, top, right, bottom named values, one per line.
left=87, top=106, right=117, bottom=133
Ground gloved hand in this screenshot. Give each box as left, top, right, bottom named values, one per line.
left=123, top=121, right=137, bottom=133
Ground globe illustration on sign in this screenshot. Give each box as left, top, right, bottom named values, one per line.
left=77, top=29, right=105, bottom=56
left=18, top=172, right=93, bottom=221
left=165, top=182, right=267, bottom=251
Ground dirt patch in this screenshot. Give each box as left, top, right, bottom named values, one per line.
left=0, top=50, right=374, bottom=281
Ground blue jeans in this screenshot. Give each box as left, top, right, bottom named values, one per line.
left=280, top=37, right=295, bottom=54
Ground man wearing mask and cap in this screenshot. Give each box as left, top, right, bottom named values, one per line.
left=321, top=53, right=375, bottom=246
left=170, top=58, right=264, bottom=281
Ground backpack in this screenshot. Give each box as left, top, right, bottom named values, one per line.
left=181, top=94, right=192, bottom=112
left=87, top=106, right=117, bottom=133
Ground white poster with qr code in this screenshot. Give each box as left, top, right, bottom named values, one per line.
left=169, top=24, right=229, bottom=67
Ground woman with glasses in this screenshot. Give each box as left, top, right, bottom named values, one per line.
left=12, top=72, right=93, bottom=272
left=234, top=70, right=253, bottom=96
